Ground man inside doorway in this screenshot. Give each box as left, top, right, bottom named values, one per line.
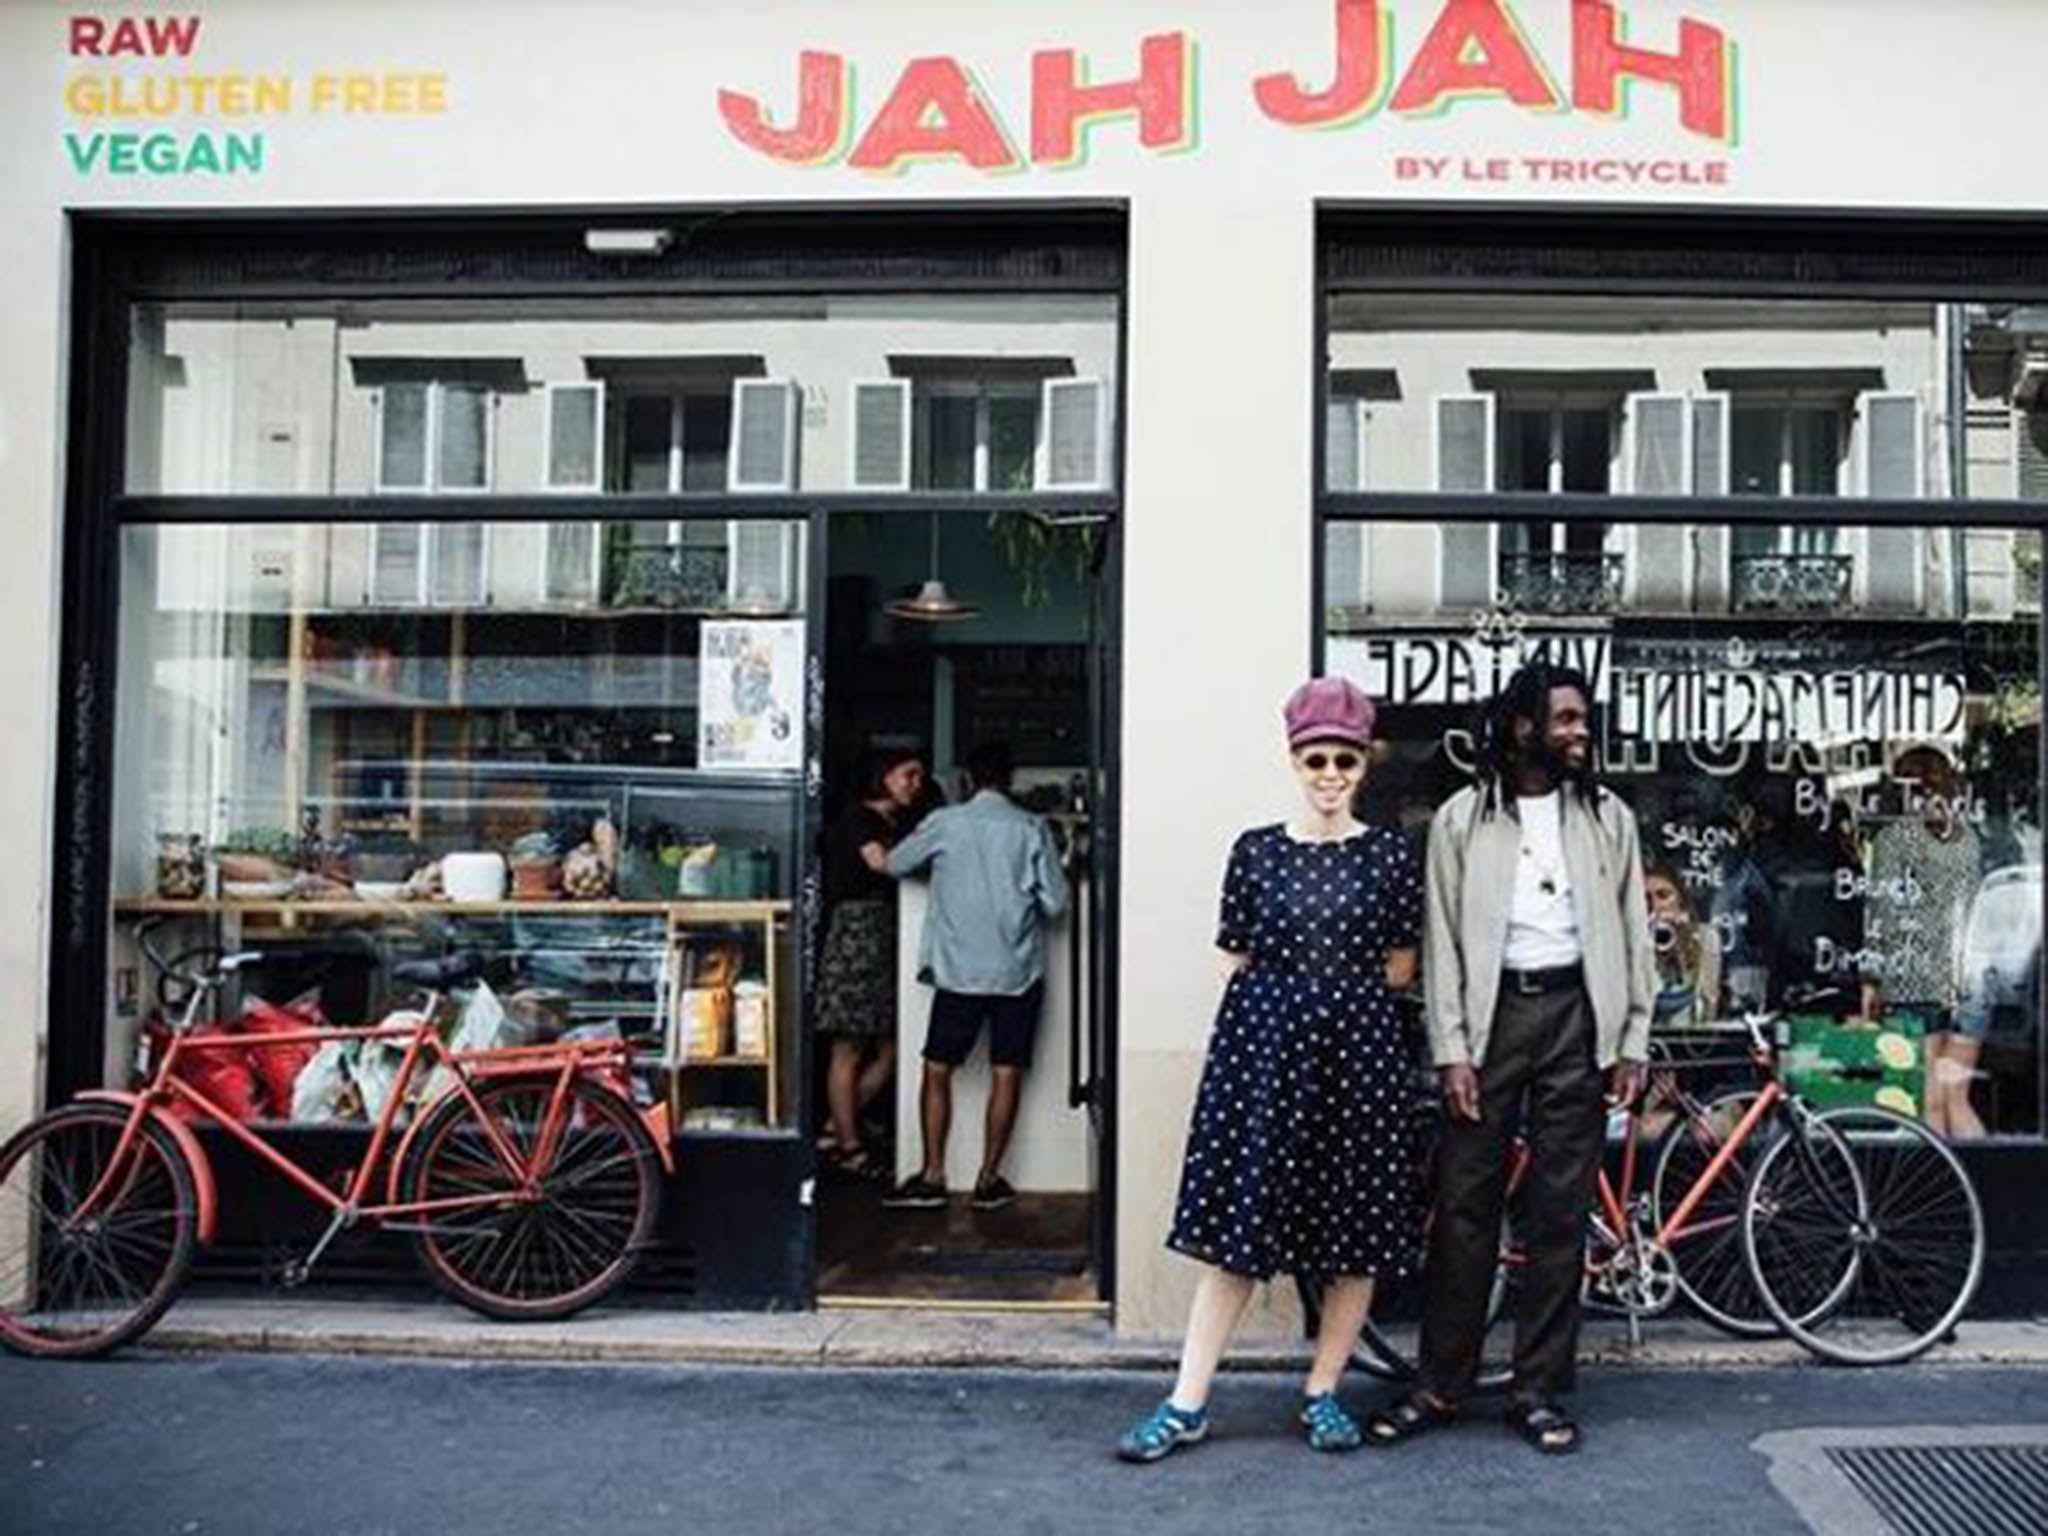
left=881, top=740, right=1069, bottom=1212
left=1369, top=662, right=1653, bottom=1456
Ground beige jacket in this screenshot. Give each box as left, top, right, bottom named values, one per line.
left=1423, top=783, right=1656, bottom=1070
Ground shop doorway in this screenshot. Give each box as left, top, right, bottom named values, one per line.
left=813, top=508, right=1113, bottom=1306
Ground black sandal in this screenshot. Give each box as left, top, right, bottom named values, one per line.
left=1363, top=1392, right=1459, bottom=1446
left=822, top=1145, right=886, bottom=1181
left=1505, top=1401, right=1581, bottom=1456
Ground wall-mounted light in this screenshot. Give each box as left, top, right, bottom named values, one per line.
left=583, top=227, right=674, bottom=257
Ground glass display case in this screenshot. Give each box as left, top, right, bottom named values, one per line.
left=107, top=519, right=808, bottom=1134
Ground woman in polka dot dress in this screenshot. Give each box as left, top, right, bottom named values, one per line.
left=1117, top=676, right=1424, bottom=1463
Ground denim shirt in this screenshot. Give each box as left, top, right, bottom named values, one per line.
left=886, top=790, right=1070, bottom=996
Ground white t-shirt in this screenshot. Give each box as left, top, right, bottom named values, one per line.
left=1505, top=791, right=1584, bottom=969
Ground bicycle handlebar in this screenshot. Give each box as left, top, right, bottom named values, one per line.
left=136, top=917, right=265, bottom=992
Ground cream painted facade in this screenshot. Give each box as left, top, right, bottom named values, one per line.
left=7, top=1, right=2048, bottom=1334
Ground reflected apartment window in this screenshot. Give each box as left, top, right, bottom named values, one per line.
left=373, top=382, right=494, bottom=493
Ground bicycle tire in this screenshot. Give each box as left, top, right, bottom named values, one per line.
left=1741, top=1104, right=1984, bottom=1366
left=1649, top=1090, right=1780, bottom=1336
left=0, top=1103, right=198, bottom=1358
left=398, top=1077, right=661, bottom=1321
left=1353, top=1256, right=1513, bottom=1390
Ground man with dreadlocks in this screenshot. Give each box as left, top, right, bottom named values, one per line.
left=1366, top=661, right=1654, bottom=1457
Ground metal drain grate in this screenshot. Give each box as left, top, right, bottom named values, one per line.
left=1825, top=1444, right=2048, bottom=1536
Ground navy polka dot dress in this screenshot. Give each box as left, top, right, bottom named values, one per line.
left=1167, top=824, right=1424, bottom=1281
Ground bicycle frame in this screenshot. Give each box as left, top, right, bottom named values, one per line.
left=74, top=1001, right=670, bottom=1247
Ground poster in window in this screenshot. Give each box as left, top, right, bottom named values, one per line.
left=698, top=619, right=804, bottom=772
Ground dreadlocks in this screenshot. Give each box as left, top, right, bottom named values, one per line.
left=1473, top=660, right=1602, bottom=818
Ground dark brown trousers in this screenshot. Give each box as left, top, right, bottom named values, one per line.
left=1417, top=983, right=1606, bottom=1407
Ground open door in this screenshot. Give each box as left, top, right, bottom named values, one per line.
left=811, top=508, right=1113, bottom=1308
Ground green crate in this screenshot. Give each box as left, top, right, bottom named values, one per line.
left=1779, top=1014, right=1924, bottom=1119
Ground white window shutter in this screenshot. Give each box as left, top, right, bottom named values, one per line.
left=1858, top=391, right=1923, bottom=498
left=427, top=524, right=488, bottom=606
left=1690, top=392, right=1730, bottom=495
left=1325, top=397, right=1368, bottom=492
left=1432, top=394, right=1495, bottom=492
left=849, top=379, right=912, bottom=490
left=544, top=382, right=604, bottom=492
left=2014, top=407, right=2048, bottom=500
left=1624, top=392, right=1689, bottom=495
left=728, top=521, right=797, bottom=611
left=544, top=522, right=602, bottom=604
left=1041, top=376, right=1109, bottom=490
left=728, top=378, right=799, bottom=492
left=370, top=525, right=424, bottom=606
left=374, top=385, right=430, bottom=493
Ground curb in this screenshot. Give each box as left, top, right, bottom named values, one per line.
left=135, top=1306, right=2048, bottom=1373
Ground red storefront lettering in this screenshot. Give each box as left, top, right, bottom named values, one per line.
left=1031, top=32, right=1190, bottom=164
left=847, top=57, right=1020, bottom=173
left=69, top=14, right=201, bottom=57
left=1389, top=0, right=1561, bottom=115
left=1571, top=0, right=1729, bottom=140
left=717, top=51, right=849, bottom=165
left=1252, top=0, right=1388, bottom=128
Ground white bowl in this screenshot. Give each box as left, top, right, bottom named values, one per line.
left=222, top=880, right=293, bottom=900
left=441, top=852, right=508, bottom=903
left=355, top=881, right=408, bottom=903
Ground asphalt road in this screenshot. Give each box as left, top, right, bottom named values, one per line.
left=3, top=1355, right=2044, bottom=1536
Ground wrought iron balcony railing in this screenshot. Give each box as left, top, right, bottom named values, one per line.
left=1731, top=553, right=1853, bottom=613
left=610, top=543, right=728, bottom=609
left=1497, top=552, right=1626, bottom=614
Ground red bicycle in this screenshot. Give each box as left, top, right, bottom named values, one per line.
left=0, top=923, right=671, bottom=1358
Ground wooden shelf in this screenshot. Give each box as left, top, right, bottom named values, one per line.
left=115, top=897, right=791, bottom=921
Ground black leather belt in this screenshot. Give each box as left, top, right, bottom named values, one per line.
left=1502, top=963, right=1584, bottom=995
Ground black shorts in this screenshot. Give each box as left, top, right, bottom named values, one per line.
left=923, top=984, right=1045, bottom=1069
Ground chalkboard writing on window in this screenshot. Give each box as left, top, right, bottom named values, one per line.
left=949, top=644, right=1090, bottom=767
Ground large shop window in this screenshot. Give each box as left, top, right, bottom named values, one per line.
left=110, top=517, right=810, bottom=1132
left=125, top=296, right=1118, bottom=498
left=1323, top=291, right=2047, bottom=1140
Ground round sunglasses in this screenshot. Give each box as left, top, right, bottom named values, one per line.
left=1296, top=750, right=1364, bottom=773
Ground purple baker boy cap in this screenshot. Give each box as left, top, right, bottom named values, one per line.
left=1283, top=676, right=1376, bottom=750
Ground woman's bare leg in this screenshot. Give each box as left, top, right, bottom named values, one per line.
left=825, top=1038, right=863, bottom=1152
left=1306, top=1276, right=1375, bottom=1397
left=1168, top=1267, right=1258, bottom=1411
left=1932, top=1033, right=1986, bottom=1139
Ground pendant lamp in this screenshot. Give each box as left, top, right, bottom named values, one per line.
left=885, top=510, right=979, bottom=622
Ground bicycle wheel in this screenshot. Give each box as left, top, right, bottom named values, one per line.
left=398, top=1077, right=661, bottom=1321
left=0, top=1104, right=197, bottom=1358
left=1353, top=1253, right=1513, bottom=1390
left=1650, top=1091, right=1780, bottom=1336
left=1742, top=1105, right=1984, bottom=1366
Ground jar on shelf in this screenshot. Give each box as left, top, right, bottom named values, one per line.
left=155, top=833, right=205, bottom=900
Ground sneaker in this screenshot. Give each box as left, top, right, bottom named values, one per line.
left=1301, top=1392, right=1363, bottom=1453
left=1116, top=1399, right=1209, bottom=1464
left=881, top=1174, right=947, bottom=1210
left=970, top=1175, right=1017, bottom=1211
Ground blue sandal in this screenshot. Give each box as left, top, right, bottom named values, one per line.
left=1301, top=1392, right=1364, bottom=1452
left=1116, top=1399, right=1210, bottom=1463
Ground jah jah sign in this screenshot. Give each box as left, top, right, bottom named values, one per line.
left=718, top=0, right=1736, bottom=175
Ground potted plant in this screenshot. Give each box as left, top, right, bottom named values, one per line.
left=507, top=831, right=561, bottom=900
left=213, top=827, right=297, bottom=891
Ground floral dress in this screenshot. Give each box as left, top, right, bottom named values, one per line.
left=1167, top=824, right=1424, bottom=1281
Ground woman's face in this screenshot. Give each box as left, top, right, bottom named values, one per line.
left=880, top=760, right=925, bottom=809
left=1646, top=873, right=1687, bottom=923
left=1291, top=740, right=1367, bottom=817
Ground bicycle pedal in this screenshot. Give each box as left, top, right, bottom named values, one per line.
left=279, top=1262, right=312, bottom=1289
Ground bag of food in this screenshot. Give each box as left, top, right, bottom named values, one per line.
left=241, top=989, right=326, bottom=1119
left=163, top=1026, right=262, bottom=1124
left=291, top=1041, right=361, bottom=1122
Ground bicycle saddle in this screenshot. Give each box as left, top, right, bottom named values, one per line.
left=390, top=951, right=486, bottom=989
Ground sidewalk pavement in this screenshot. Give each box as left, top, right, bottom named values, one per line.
left=143, top=1297, right=2048, bottom=1372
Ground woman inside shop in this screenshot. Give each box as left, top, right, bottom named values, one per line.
left=816, top=747, right=927, bottom=1178
left=1646, top=860, right=1723, bottom=1029
left=1117, top=677, right=1423, bottom=1462
left=1863, top=745, right=1986, bottom=1138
